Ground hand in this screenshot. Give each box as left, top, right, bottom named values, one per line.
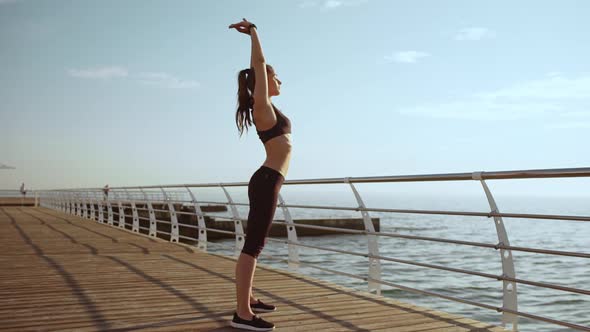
left=228, top=18, right=255, bottom=35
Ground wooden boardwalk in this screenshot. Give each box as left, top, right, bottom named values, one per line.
left=0, top=198, right=35, bottom=206
left=0, top=207, right=509, bottom=332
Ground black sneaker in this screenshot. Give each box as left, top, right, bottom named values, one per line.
left=230, top=312, right=275, bottom=331
left=250, top=299, right=277, bottom=313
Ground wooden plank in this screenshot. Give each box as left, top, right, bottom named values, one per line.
left=0, top=207, right=509, bottom=331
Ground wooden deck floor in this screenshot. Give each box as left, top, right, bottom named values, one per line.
left=0, top=198, right=35, bottom=206
left=0, top=207, right=509, bottom=332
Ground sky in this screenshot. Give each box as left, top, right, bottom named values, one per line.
left=1, top=0, right=589, bottom=197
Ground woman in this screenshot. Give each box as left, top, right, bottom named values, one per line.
left=229, top=18, right=292, bottom=331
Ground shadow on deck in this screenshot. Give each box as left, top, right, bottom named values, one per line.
left=0, top=207, right=509, bottom=331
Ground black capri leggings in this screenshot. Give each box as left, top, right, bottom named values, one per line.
left=241, top=166, right=285, bottom=258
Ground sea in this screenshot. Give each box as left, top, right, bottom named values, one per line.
left=191, top=186, right=589, bottom=332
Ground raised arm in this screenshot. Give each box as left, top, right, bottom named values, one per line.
left=229, top=19, right=275, bottom=127
left=249, top=26, right=273, bottom=117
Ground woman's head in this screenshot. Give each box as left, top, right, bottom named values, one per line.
left=235, top=64, right=282, bottom=137
left=266, top=65, right=282, bottom=97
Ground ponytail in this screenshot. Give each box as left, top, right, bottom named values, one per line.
left=235, top=68, right=255, bottom=137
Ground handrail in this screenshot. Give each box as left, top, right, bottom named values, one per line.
left=108, top=199, right=590, bottom=223
left=0, top=190, right=26, bottom=197
left=42, top=167, right=590, bottom=190
left=35, top=166, right=590, bottom=332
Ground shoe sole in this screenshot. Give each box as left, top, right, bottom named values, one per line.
left=230, top=321, right=275, bottom=331
left=251, top=308, right=276, bottom=313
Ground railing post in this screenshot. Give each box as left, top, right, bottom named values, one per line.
left=472, top=172, right=518, bottom=331
left=39, top=192, right=45, bottom=208
left=220, top=184, right=245, bottom=257
left=67, top=192, right=72, bottom=214
left=68, top=192, right=73, bottom=215
left=116, top=191, right=126, bottom=229
left=72, top=192, right=77, bottom=215
left=140, top=188, right=157, bottom=237
left=97, top=191, right=105, bottom=223
left=75, top=192, right=81, bottom=216
left=345, top=178, right=382, bottom=295
left=81, top=192, right=89, bottom=219
left=278, top=193, right=299, bottom=270
left=186, top=187, right=207, bottom=251
left=88, top=192, right=94, bottom=219
left=160, top=187, right=179, bottom=243
left=89, top=191, right=96, bottom=221
left=106, top=193, right=114, bottom=226
left=127, top=189, right=140, bottom=233
left=75, top=192, right=82, bottom=217
left=71, top=192, right=76, bottom=215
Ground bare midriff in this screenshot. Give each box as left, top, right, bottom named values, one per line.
left=261, top=133, right=292, bottom=178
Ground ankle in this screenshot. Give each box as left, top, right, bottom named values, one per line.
left=236, top=311, right=255, bottom=320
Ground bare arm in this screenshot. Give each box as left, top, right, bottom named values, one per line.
left=250, top=28, right=270, bottom=107
left=229, top=19, right=275, bottom=127
left=249, top=26, right=275, bottom=128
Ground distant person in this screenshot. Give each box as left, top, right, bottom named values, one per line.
left=229, top=18, right=291, bottom=331
left=103, top=184, right=110, bottom=201
left=20, top=182, right=26, bottom=197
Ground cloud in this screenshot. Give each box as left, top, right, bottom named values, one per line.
left=136, top=72, right=200, bottom=89
left=398, top=73, right=590, bottom=121
left=454, top=27, right=496, bottom=41
left=476, top=74, right=590, bottom=100
left=67, top=66, right=199, bottom=89
left=298, top=0, right=317, bottom=8
left=324, top=0, right=342, bottom=8
left=67, top=66, right=129, bottom=79
left=384, top=51, right=430, bottom=64
left=548, top=122, right=590, bottom=129
left=399, top=100, right=562, bottom=120
left=299, top=0, right=368, bottom=10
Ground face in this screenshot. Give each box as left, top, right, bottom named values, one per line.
left=267, top=67, right=282, bottom=97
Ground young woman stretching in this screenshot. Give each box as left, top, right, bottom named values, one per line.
left=229, top=18, right=292, bottom=331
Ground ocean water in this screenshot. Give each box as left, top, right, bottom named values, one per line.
left=198, top=189, right=589, bottom=332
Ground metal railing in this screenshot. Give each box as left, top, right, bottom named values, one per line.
left=0, top=190, right=25, bottom=197
left=35, top=166, right=590, bottom=332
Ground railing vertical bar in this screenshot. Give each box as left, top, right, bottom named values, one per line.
left=220, top=184, right=244, bottom=257
left=278, top=193, right=299, bottom=270
left=346, top=178, right=382, bottom=295
left=473, top=171, right=518, bottom=331
left=186, top=186, right=207, bottom=252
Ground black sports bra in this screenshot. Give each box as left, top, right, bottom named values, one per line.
left=255, top=105, right=292, bottom=143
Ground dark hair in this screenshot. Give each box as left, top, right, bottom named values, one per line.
left=235, top=64, right=275, bottom=137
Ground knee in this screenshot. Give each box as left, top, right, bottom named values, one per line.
left=241, top=240, right=265, bottom=259
left=241, top=249, right=260, bottom=259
